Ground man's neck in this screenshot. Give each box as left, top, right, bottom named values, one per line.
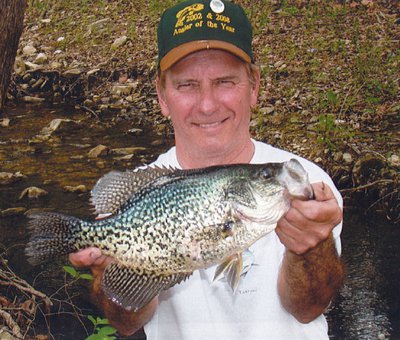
left=176, top=139, right=255, bottom=169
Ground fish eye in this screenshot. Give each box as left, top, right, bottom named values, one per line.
left=262, top=168, right=271, bottom=179
left=222, top=220, right=235, bottom=237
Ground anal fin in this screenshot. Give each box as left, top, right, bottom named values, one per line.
left=213, top=252, right=243, bottom=292
left=102, top=263, right=191, bottom=311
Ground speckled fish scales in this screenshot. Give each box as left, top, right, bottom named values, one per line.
left=26, top=159, right=314, bottom=311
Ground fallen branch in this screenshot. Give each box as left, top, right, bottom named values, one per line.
left=0, top=308, right=23, bottom=339
left=0, top=258, right=52, bottom=309
left=340, top=179, right=395, bottom=194
left=0, top=251, right=53, bottom=339
left=78, top=104, right=99, bottom=118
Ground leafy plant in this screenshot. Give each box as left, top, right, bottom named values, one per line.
left=326, top=90, right=339, bottom=111
left=316, top=113, right=337, bottom=150
left=63, top=265, right=93, bottom=281
left=62, top=266, right=116, bottom=339
left=278, top=2, right=299, bottom=17
left=86, top=316, right=117, bottom=340
left=31, top=1, right=49, bottom=12
left=315, top=110, right=355, bottom=151
left=148, top=0, right=176, bottom=16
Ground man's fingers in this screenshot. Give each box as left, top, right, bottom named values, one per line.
left=312, top=182, right=335, bottom=202
left=69, top=247, right=103, bottom=267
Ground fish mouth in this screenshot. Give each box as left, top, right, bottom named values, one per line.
left=308, top=186, right=315, bottom=200
left=285, top=185, right=314, bottom=201
left=279, top=159, right=315, bottom=201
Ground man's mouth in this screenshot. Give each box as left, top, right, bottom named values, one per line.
left=195, top=118, right=229, bottom=128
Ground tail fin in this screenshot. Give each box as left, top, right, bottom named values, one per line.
left=26, top=212, right=83, bottom=265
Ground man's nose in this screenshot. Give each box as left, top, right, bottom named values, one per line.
left=198, top=84, right=219, bottom=115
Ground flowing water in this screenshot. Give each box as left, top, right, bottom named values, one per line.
left=327, top=212, right=400, bottom=340
left=0, top=105, right=399, bottom=339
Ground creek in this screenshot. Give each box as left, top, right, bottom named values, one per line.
left=0, top=105, right=398, bottom=340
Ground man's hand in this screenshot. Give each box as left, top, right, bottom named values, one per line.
left=69, top=248, right=157, bottom=336
left=69, top=247, right=112, bottom=277
left=276, top=182, right=344, bottom=323
left=276, top=182, right=342, bottom=255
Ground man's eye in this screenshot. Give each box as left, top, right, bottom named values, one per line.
left=177, top=82, right=196, bottom=90
left=216, top=79, right=235, bottom=87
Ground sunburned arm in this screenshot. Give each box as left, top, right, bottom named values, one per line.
left=275, top=182, right=345, bottom=323
left=69, top=248, right=157, bottom=336
left=277, top=235, right=344, bottom=323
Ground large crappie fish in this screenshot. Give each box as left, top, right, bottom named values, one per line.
left=26, top=159, right=314, bottom=311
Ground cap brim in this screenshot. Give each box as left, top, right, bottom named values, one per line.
left=159, top=40, right=252, bottom=71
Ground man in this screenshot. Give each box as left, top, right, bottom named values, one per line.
left=70, top=1, right=344, bottom=339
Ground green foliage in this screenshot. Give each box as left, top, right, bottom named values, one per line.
left=245, top=1, right=272, bottom=35
left=329, top=38, right=347, bottom=56
left=316, top=114, right=337, bottom=150
left=148, top=0, right=176, bottom=16
left=63, top=265, right=93, bottom=281
left=30, top=0, right=50, bottom=12
left=315, top=113, right=355, bottom=151
left=312, top=89, right=356, bottom=150
left=281, top=6, right=299, bottom=17
left=364, top=79, right=384, bottom=105
left=62, top=267, right=113, bottom=339
left=326, top=90, right=339, bottom=111
left=127, top=17, right=138, bottom=41
left=86, top=316, right=117, bottom=340
left=277, top=1, right=300, bottom=16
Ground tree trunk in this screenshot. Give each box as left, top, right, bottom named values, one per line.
left=0, top=0, right=27, bottom=114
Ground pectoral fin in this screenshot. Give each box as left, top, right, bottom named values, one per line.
left=102, top=263, right=191, bottom=311
left=213, top=253, right=243, bottom=292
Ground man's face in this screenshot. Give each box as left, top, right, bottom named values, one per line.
left=157, top=49, right=260, bottom=162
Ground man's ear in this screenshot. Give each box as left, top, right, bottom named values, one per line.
left=156, top=76, right=170, bottom=118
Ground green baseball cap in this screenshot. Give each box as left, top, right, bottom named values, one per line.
left=157, top=0, right=254, bottom=71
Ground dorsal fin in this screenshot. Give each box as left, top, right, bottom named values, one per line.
left=91, top=166, right=175, bottom=215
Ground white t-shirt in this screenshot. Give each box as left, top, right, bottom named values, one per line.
left=144, top=140, right=342, bottom=340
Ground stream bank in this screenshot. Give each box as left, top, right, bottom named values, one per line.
left=5, top=0, right=399, bottom=221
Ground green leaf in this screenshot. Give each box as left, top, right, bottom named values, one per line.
left=87, top=315, right=97, bottom=325
left=63, top=265, right=78, bottom=278
left=85, top=335, right=102, bottom=340
left=326, top=90, right=338, bottom=107
left=80, top=273, right=94, bottom=280
left=96, top=318, right=110, bottom=325
left=98, top=326, right=117, bottom=336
